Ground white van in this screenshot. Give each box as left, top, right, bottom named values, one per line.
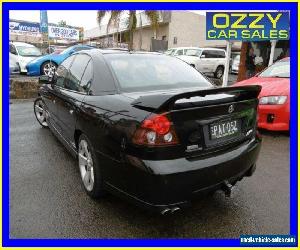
left=9, top=42, right=42, bottom=73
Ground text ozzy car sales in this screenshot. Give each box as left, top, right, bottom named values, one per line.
left=207, top=12, right=289, bottom=40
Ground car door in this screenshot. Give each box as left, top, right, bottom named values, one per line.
left=42, top=55, right=75, bottom=129
left=198, top=50, right=215, bottom=73
left=55, top=53, right=91, bottom=148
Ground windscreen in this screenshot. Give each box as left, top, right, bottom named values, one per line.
left=16, top=46, right=42, bottom=57
left=259, top=60, right=290, bottom=78
left=105, top=54, right=212, bottom=92
left=165, top=49, right=174, bottom=55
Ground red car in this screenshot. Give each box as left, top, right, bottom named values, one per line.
left=234, top=57, right=290, bottom=131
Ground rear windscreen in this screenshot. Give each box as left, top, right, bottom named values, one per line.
left=104, top=54, right=212, bottom=92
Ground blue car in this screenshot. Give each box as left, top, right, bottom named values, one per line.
left=26, top=45, right=94, bottom=76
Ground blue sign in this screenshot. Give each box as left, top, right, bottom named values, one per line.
left=40, top=10, right=48, bottom=33
left=206, top=12, right=289, bottom=41
left=9, top=20, right=40, bottom=33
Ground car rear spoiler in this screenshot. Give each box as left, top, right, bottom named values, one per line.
left=131, top=85, right=262, bottom=112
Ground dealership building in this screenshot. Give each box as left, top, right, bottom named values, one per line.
left=84, top=11, right=242, bottom=51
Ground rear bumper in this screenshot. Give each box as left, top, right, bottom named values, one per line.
left=105, top=136, right=262, bottom=212
left=258, top=104, right=289, bottom=131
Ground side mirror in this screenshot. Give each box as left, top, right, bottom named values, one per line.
left=200, top=55, right=206, bottom=59
left=39, top=75, right=51, bottom=84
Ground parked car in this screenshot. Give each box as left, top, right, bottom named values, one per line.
left=174, top=48, right=203, bottom=67
left=165, top=47, right=202, bottom=57
left=26, top=44, right=94, bottom=76
left=34, top=49, right=261, bottom=213
left=9, top=42, right=42, bottom=73
left=234, top=57, right=290, bottom=131
left=9, top=52, right=20, bottom=74
left=176, top=48, right=227, bottom=79
left=231, top=53, right=240, bottom=74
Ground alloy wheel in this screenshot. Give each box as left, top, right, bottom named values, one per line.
left=78, top=139, right=94, bottom=192
left=216, top=68, right=224, bottom=79
left=34, top=99, right=48, bottom=127
left=43, top=62, right=56, bottom=77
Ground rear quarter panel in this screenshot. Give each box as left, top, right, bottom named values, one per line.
left=77, top=94, right=149, bottom=161
left=76, top=94, right=150, bottom=190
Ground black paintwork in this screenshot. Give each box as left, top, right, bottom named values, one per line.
left=37, top=49, right=262, bottom=212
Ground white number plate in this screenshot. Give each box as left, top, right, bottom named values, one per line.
left=210, top=120, right=240, bottom=140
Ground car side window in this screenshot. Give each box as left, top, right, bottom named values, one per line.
left=55, top=55, right=75, bottom=87
left=64, top=54, right=91, bottom=92
left=176, top=49, right=183, bottom=56
left=202, top=50, right=214, bottom=58
left=217, top=51, right=226, bottom=58
left=10, top=44, right=17, bottom=55
left=208, top=50, right=225, bottom=58
left=79, top=60, right=93, bottom=94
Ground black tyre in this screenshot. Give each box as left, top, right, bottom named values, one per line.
left=41, top=61, right=57, bottom=76
left=78, top=134, right=105, bottom=199
left=214, top=66, right=224, bottom=79
left=33, top=97, right=48, bottom=128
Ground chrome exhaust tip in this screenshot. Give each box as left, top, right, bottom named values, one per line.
left=171, top=207, right=180, bottom=213
left=222, top=180, right=233, bottom=197
left=160, top=208, right=171, bottom=215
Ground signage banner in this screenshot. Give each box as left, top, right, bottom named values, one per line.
left=9, top=21, right=40, bottom=33
left=48, top=26, right=79, bottom=40
left=206, top=12, right=290, bottom=41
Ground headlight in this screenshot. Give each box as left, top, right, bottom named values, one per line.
left=259, top=96, right=287, bottom=105
left=19, top=59, right=28, bottom=66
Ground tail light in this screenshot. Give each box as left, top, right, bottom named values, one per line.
left=132, top=113, right=179, bottom=146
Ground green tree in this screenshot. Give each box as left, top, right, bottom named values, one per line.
left=144, top=10, right=160, bottom=39
left=58, top=20, right=67, bottom=27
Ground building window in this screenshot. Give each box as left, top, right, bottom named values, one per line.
left=162, top=35, right=167, bottom=41
left=173, top=37, right=177, bottom=45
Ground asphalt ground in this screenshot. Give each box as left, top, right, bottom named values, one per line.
left=10, top=100, right=289, bottom=239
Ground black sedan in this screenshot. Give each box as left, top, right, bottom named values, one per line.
left=34, top=49, right=262, bottom=214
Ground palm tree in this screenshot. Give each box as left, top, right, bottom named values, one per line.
left=97, top=10, right=136, bottom=50
left=144, top=11, right=160, bottom=40
left=97, top=10, right=160, bottom=50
